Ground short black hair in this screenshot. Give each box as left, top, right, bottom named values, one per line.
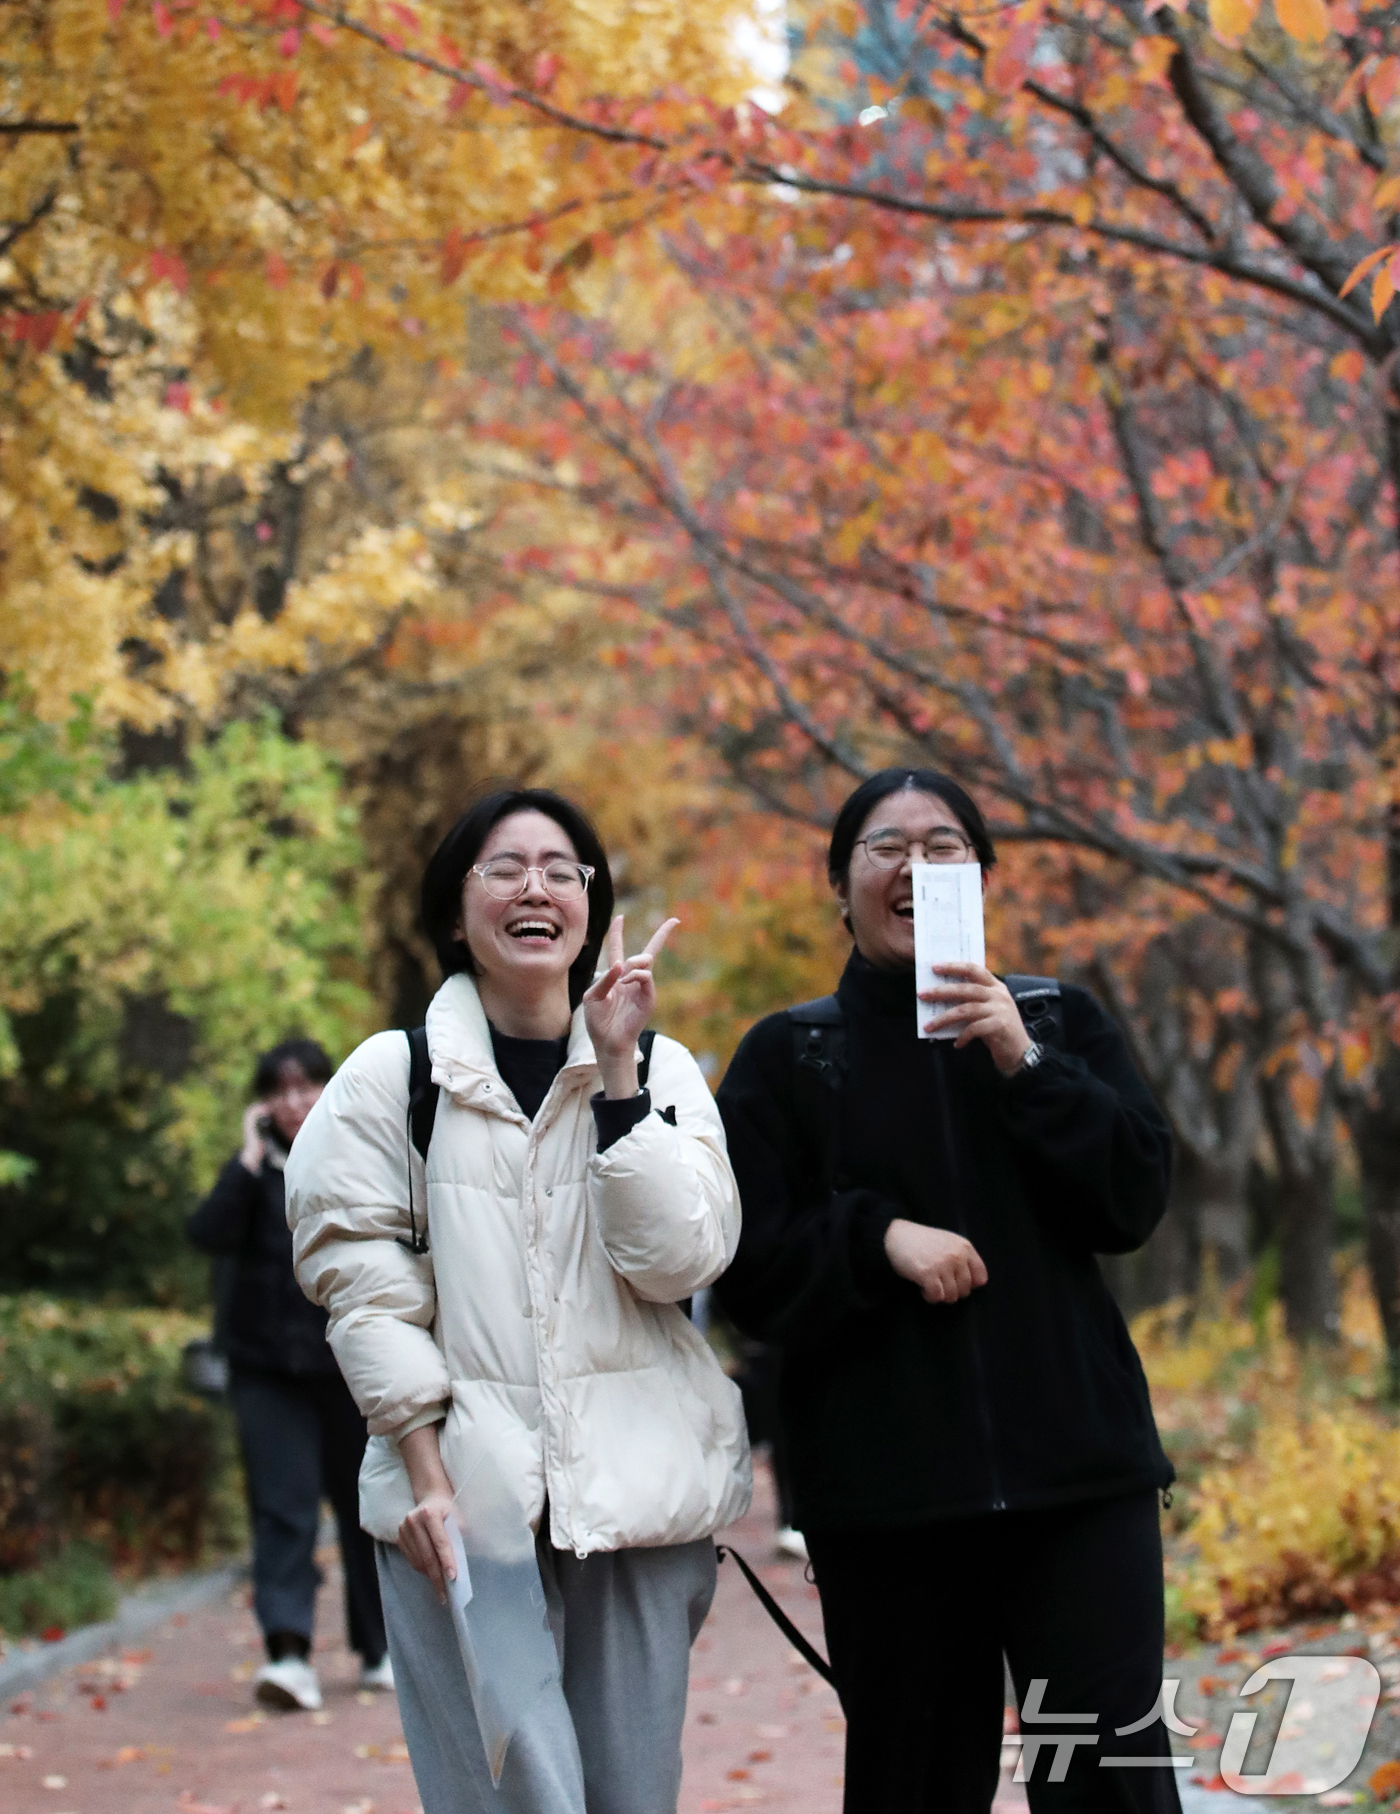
left=421, top=787, right=615, bottom=1009
left=252, top=1038, right=334, bottom=1098
left=827, top=768, right=997, bottom=885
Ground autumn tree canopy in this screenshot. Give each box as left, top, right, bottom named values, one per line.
left=7, top=0, right=1400, bottom=1339
left=445, top=0, right=1400, bottom=1341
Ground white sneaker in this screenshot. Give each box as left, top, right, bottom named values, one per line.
left=254, top=1656, right=323, bottom=1712
left=776, top=1526, right=809, bottom=1561
left=361, top=1654, right=395, bottom=1692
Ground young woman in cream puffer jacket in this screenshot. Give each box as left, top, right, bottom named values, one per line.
left=286, top=967, right=750, bottom=1554
left=284, top=787, right=750, bottom=1814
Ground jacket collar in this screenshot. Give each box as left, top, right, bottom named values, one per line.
left=425, top=973, right=599, bottom=1109
left=836, top=947, right=919, bottom=1023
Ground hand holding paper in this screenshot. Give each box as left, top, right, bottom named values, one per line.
left=912, top=863, right=985, bottom=1041
left=912, top=863, right=1033, bottom=1073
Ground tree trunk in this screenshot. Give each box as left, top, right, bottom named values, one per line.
left=1082, top=930, right=1257, bottom=1317
left=1248, top=927, right=1341, bottom=1344
left=1355, top=785, right=1400, bottom=1383
left=1354, top=1043, right=1400, bottom=1387
left=1186, top=1149, right=1252, bottom=1292
left=1272, top=1149, right=1339, bottom=1344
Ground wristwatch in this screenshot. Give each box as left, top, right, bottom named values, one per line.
left=1008, top=1039, right=1046, bottom=1078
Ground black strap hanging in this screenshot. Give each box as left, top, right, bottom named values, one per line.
left=715, top=1544, right=835, bottom=1687
left=398, top=1025, right=434, bottom=1255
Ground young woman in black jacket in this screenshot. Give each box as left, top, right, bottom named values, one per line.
left=188, top=1039, right=389, bottom=1712
left=715, top=769, right=1180, bottom=1814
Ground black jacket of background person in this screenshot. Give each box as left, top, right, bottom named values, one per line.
left=714, top=950, right=1175, bottom=1530
left=187, top=1151, right=335, bottom=1377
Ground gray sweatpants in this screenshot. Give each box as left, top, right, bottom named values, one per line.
left=376, top=1534, right=717, bottom=1814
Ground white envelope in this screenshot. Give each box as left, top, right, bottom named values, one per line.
left=913, top=863, right=985, bottom=1040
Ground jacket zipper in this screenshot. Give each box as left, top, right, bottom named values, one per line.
left=933, top=1050, right=1006, bottom=1512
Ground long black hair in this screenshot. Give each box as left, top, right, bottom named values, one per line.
left=420, top=788, right=615, bottom=1008
left=827, top=768, right=997, bottom=885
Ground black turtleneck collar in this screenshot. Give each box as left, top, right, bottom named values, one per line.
left=836, top=946, right=919, bottom=1023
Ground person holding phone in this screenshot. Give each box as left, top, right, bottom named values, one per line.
left=188, top=1039, right=391, bottom=1711
left=715, top=768, right=1179, bottom=1814
left=285, top=788, right=749, bottom=1814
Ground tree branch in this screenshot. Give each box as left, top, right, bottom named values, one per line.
left=0, top=187, right=58, bottom=259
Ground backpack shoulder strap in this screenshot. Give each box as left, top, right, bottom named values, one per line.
left=406, top=1025, right=439, bottom=1161
left=398, top=1026, right=435, bottom=1256
left=788, top=994, right=845, bottom=1027
left=787, top=995, right=846, bottom=1193
left=788, top=995, right=846, bottom=1079
left=1003, top=974, right=1065, bottom=1048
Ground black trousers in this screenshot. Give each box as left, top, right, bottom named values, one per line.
left=230, top=1365, right=386, bottom=1664
left=805, top=1490, right=1181, bottom=1814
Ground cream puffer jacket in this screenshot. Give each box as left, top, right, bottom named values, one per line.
left=285, top=973, right=752, bottom=1554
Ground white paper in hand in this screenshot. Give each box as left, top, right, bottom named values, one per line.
left=446, top=1522, right=474, bottom=1615
left=913, top=863, right=984, bottom=1041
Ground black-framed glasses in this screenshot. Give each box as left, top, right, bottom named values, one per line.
left=855, top=832, right=976, bottom=868
left=469, top=858, right=596, bottom=902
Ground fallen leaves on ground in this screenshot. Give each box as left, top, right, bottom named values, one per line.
left=1370, top=1758, right=1400, bottom=1798
left=355, top=1740, right=410, bottom=1762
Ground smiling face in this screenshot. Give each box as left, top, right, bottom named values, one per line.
left=834, top=788, right=980, bottom=970
left=455, top=809, right=591, bottom=1002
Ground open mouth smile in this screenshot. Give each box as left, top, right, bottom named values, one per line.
left=507, top=919, right=561, bottom=943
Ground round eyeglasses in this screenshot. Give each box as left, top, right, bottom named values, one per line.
left=855, top=832, right=976, bottom=868
left=469, top=858, right=596, bottom=902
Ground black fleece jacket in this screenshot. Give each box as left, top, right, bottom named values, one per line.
left=187, top=1153, right=336, bottom=1377
left=714, top=951, right=1175, bottom=1530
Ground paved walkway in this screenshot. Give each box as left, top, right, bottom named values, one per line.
left=0, top=1459, right=874, bottom=1814
left=44, top=1454, right=1390, bottom=1812
left=9, top=1458, right=1400, bottom=1811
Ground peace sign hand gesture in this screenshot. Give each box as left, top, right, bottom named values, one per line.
left=583, top=914, right=680, bottom=1099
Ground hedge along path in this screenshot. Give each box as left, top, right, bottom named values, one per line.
left=0, top=1558, right=246, bottom=1700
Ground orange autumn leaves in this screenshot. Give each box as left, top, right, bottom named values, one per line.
left=1342, top=241, right=1400, bottom=322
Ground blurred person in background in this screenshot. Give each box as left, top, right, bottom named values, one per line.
left=285, top=787, right=749, bottom=1814
left=188, top=1038, right=391, bottom=1712
left=716, top=768, right=1177, bottom=1814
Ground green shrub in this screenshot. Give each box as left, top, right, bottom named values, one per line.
left=0, top=1296, right=244, bottom=1575
left=0, top=986, right=204, bottom=1305
left=0, top=703, right=375, bottom=1301
left=0, top=1542, right=116, bottom=1639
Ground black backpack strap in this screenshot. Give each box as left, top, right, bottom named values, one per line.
left=1003, top=974, right=1064, bottom=1048
left=407, top=1025, right=439, bottom=1161
left=399, top=1026, right=435, bottom=1256
left=716, top=1544, right=835, bottom=1686
left=788, top=994, right=845, bottom=1030
left=788, top=996, right=846, bottom=1195
left=634, top=1028, right=678, bottom=1124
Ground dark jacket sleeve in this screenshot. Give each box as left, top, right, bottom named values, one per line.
left=997, top=984, right=1172, bottom=1254
left=187, top=1154, right=263, bottom=1256
left=715, top=1013, right=903, bottom=1348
